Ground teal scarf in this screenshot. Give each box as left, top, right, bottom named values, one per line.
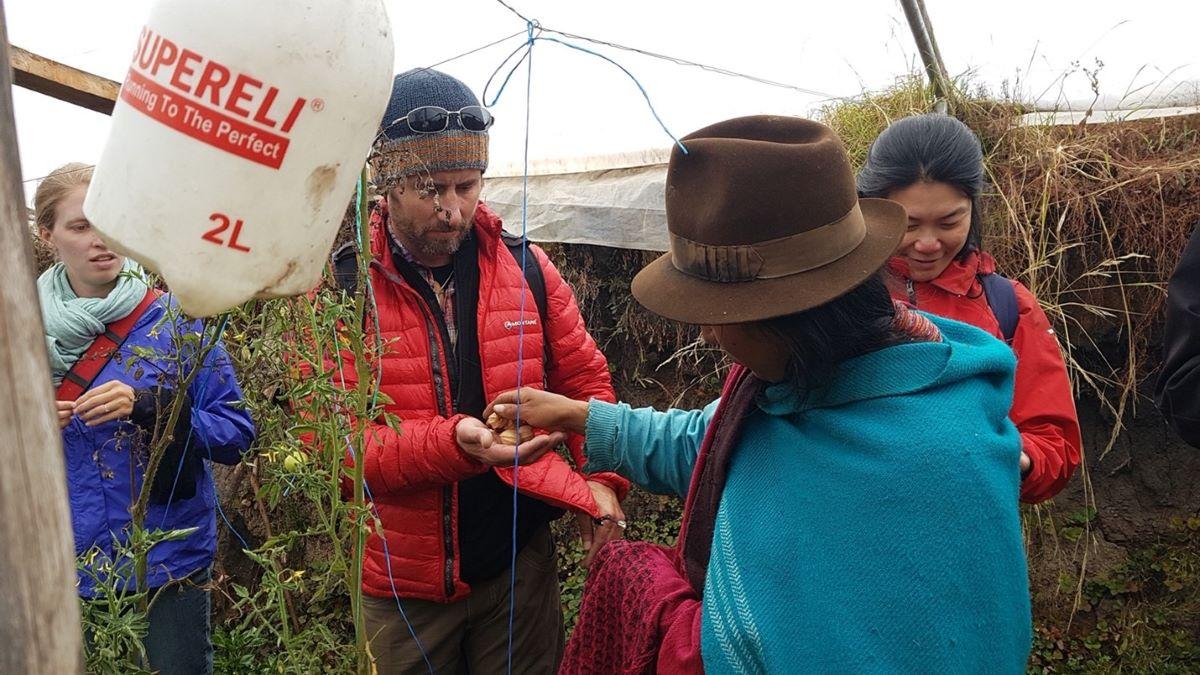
left=38, top=258, right=149, bottom=385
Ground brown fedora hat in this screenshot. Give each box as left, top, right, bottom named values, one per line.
left=632, top=115, right=906, bottom=325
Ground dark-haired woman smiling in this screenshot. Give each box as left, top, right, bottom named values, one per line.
left=859, top=113, right=1081, bottom=503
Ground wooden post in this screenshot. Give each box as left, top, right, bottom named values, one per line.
left=0, top=3, right=85, bottom=673
left=898, top=0, right=953, bottom=112
left=10, top=44, right=119, bottom=114
left=915, top=0, right=950, bottom=88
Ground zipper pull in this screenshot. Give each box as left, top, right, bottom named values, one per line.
left=906, top=278, right=918, bottom=307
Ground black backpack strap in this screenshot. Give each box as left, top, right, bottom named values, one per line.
left=502, top=234, right=551, bottom=370
left=332, top=241, right=359, bottom=294
left=502, top=234, right=549, bottom=328
left=979, top=272, right=1019, bottom=345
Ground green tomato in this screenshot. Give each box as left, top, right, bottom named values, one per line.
left=283, top=451, right=306, bottom=472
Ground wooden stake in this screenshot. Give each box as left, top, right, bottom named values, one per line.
left=899, top=0, right=953, bottom=112
left=10, top=44, right=118, bottom=115
left=0, top=4, right=85, bottom=673
left=915, top=0, right=950, bottom=87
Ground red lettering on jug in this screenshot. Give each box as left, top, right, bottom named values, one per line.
left=228, top=219, right=251, bottom=252
left=121, top=25, right=309, bottom=170
left=170, top=49, right=202, bottom=94
left=194, top=61, right=230, bottom=105
left=225, top=73, right=261, bottom=117
left=252, top=87, right=279, bottom=129
left=149, top=37, right=178, bottom=76
left=136, top=30, right=158, bottom=69
left=121, top=69, right=289, bottom=169
left=281, top=97, right=307, bottom=133
left=203, top=213, right=252, bottom=253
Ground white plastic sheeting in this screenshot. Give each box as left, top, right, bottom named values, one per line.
left=1018, top=106, right=1200, bottom=127
left=483, top=153, right=670, bottom=252
left=482, top=102, right=1200, bottom=253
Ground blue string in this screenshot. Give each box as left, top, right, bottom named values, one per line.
left=506, top=19, right=536, bottom=674
left=189, top=314, right=254, bottom=554
left=156, top=312, right=244, bottom=544
left=211, top=469, right=253, bottom=552
left=126, top=305, right=252, bottom=584
left=483, top=21, right=688, bottom=155
left=342, top=434, right=434, bottom=675
left=482, top=37, right=533, bottom=108
left=162, top=179, right=432, bottom=673
left=486, top=15, right=693, bottom=668
left=338, top=176, right=436, bottom=674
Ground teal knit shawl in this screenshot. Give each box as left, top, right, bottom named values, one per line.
left=38, top=258, right=148, bottom=385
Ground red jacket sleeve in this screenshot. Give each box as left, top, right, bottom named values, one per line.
left=533, top=245, right=631, bottom=500
left=332, top=342, right=487, bottom=497
left=1010, top=281, right=1082, bottom=503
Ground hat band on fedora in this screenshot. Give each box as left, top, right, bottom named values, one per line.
left=669, top=202, right=868, bottom=283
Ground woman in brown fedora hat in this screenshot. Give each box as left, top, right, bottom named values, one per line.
left=487, top=116, right=1032, bottom=673
left=858, top=113, right=1081, bottom=505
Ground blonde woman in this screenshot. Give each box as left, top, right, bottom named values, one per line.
left=36, top=163, right=255, bottom=674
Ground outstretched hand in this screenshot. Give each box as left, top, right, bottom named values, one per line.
left=455, top=416, right=566, bottom=467
left=485, top=387, right=589, bottom=435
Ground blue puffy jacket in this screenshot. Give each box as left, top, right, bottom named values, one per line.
left=61, top=296, right=255, bottom=597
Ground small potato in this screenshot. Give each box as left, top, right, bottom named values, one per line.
left=486, top=413, right=508, bottom=431
left=487, top=412, right=533, bottom=445
left=499, top=426, right=534, bottom=445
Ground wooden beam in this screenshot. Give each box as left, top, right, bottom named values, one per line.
left=0, top=5, right=86, bottom=673
left=898, top=0, right=953, bottom=113
left=10, top=44, right=118, bottom=115
left=915, top=0, right=950, bottom=88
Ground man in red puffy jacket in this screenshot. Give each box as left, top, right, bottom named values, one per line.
left=338, top=68, right=629, bottom=673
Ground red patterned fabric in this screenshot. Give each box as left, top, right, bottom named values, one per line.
left=562, top=365, right=758, bottom=674
left=559, top=541, right=703, bottom=675
left=334, top=202, right=627, bottom=601
left=890, top=300, right=943, bottom=343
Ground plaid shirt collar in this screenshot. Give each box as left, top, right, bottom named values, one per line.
left=386, top=229, right=459, bottom=350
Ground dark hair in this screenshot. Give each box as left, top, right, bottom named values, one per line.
left=856, top=113, right=987, bottom=258
left=759, top=270, right=905, bottom=395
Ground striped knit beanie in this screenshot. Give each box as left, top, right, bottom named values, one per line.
left=369, top=68, right=489, bottom=192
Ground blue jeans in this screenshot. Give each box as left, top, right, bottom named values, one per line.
left=144, top=568, right=213, bottom=675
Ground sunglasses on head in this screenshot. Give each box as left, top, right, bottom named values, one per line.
left=393, top=105, right=494, bottom=134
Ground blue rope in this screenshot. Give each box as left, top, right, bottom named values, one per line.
left=164, top=178, right=433, bottom=673
left=484, top=16, right=693, bottom=669
left=156, top=312, right=247, bottom=544
left=100, top=299, right=249, bottom=593
left=342, top=434, right=434, bottom=675
left=138, top=306, right=253, bottom=572
left=483, top=21, right=688, bottom=155
left=339, top=176, right=436, bottom=674
left=506, top=19, right=536, bottom=674
left=211, top=469, right=253, bottom=552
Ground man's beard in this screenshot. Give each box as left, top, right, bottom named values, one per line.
left=390, top=214, right=472, bottom=258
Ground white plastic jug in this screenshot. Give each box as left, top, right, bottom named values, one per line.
left=85, top=0, right=395, bottom=316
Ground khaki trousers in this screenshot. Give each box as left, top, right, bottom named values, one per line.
left=363, top=526, right=564, bottom=674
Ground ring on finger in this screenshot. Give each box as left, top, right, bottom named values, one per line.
left=593, top=515, right=628, bottom=530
